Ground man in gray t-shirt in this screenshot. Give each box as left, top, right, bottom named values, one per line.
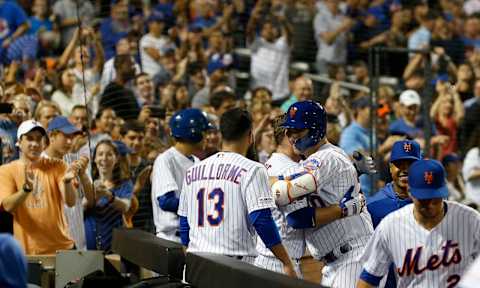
left=313, top=0, right=354, bottom=74
left=53, top=0, right=94, bottom=48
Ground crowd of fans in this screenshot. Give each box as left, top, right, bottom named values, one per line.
left=0, top=0, right=479, bottom=269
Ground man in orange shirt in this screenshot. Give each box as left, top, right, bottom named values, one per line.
left=0, top=120, right=83, bottom=255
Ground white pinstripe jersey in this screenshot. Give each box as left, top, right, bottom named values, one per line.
left=256, top=152, right=306, bottom=259
left=151, top=147, right=198, bottom=242
left=178, top=152, right=276, bottom=256
left=282, top=143, right=373, bottom=259
left=361, top=201, right=480, bottom=288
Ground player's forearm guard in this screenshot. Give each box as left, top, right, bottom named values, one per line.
left=272, top=172, right=317, bottom=206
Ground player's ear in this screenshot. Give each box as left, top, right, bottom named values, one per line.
left=248, top=129, right=254, bottom=146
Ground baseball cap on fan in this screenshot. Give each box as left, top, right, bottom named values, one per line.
left=47, top=116, right=81, bottom=135
left=399, top=90, right=421, bottom=106
left=408, top=159, right=448, bottom=200
left=17, top=119, right=46, bottom=140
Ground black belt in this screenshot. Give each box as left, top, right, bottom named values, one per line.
left=321, top=243, right=352, bottom=264
left=227, top=255, right=244, bottom=260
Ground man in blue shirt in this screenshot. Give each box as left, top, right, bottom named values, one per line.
left=0, top=0, right=29, bottom=62
left=366, top=139, right=421, bottom=287
left=340, top=96, right=376, bottom=196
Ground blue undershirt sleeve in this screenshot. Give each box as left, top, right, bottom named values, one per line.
left=179, top=216, right=190, bottom=246
left=359, top=269, right=382, bottom=286
left=158, top=191, right=179, bottom=213
left=249, top=208, right=281, bottom=249
left=286, top=207, right=316, bottom=229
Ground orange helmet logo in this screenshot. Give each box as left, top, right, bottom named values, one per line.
left=424, top=171, right=434, bottom=184
left=289, top=107, right=298, bottom=119
left=403, top=143, right=412, bottom=152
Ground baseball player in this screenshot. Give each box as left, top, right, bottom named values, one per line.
left=270, top=101, right=373, bottom=288
left=254, top=115, right=306, bottom=276
left=178, top=108, right=297, bottom=277
left=151, top=108, right=209, bottom=243
left=366, top=140, right=421, bottom=288
left=357, top=159, right=480, bottom=288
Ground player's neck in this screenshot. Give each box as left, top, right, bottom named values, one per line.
left=413, top=206, right=445, bottom=230
left=222, top=142, right=248, bottom=156
left=175, top=142, right=196, bottom=157
left=276, top=145, right=301, bottom=162
left=356, top=117, right=369, bottom=129
left=393, top=183, right=409, bottom=199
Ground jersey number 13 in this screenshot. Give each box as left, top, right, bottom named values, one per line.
left=197, top=188, right=224, bottom=226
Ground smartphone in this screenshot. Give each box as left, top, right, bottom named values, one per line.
left=149, top=106, right=166, bottom=119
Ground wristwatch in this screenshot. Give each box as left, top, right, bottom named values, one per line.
left=22, top=183, right=33, bottom=193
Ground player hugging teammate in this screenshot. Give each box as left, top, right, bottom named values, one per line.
left=151, top=100, right=480, bottom=288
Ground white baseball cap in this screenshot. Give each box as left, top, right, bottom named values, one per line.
left=399, top=90, right=421, bottom=106
left=17, top=120, right=46, bottom=140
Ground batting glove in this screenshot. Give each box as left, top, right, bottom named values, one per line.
left=339, top=186, right=366, bottom=218
left=352, top=150, right=377, bottom=176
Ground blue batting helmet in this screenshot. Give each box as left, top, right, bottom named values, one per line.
left=281, top=100, right=327, bottom=152
left=169, top=108, right=209, bottom=143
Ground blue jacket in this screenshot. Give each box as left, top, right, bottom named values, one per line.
left=367, top=182, right=412, bottom=287
left=367, top=182, right=412, bottom=228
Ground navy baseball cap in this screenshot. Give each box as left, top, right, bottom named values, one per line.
left=351, top=97, right=372, bottom=110
left=113, top=140, right=132, bottom=156
left=47, top=116, right=80, bottom=135
left=390, top=140, right=421, bottom=163
left=442, top=153, right=460, bottom=166
left=408, top=159, right=448, bottom=200
left=147, top=11, right=165, bottom=24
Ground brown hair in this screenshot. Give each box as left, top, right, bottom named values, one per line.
left=92, top=140, right=130, bottom=185
left=272, top=114, right=286, bottom=146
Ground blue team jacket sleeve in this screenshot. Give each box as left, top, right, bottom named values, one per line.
left=249, top=209, right=282, bottom=248
left=286, top=207, right=316, bottom=229
left=179, top=216, right=190, bottom=246
left=158, top=191, right=179, bottom=212
left=360, top=269, right=382, bottom=286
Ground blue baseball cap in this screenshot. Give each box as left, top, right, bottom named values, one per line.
left=408, top=159, right=448, bottom=200
left=47, top=116, right=81, bottom=135
left=431, top=73, right=449, bottom=86
left=113, top=140, right=132, bottom=157
left=390, top=140, right=421, bottom=163
left=442, top=153, right=460, bottom=166
left=147, top=11, right=165, bottom=24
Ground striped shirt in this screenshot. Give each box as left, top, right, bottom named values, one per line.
left=361, top=201, right=480, bottom=287
left=6, top=34, right=38, bottom=62
left=178, top=152, right=276, bottom=256
left=41, top=152, right=87, bottom=250
left=63, top=153, right=88, bottom=250
left=152, top=147, right=198, bottom=242
left=257, top=152, right=306, bottom=259
left=281, top=143, right=373, bottom=259
left=250, top=36, right=290, bottom=100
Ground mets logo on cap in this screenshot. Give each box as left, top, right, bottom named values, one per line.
left=289, top=106, right=298, bottom=118
left=403, top=142, right=412, bottom=152
left=424, top=171, right=434, bottom=184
